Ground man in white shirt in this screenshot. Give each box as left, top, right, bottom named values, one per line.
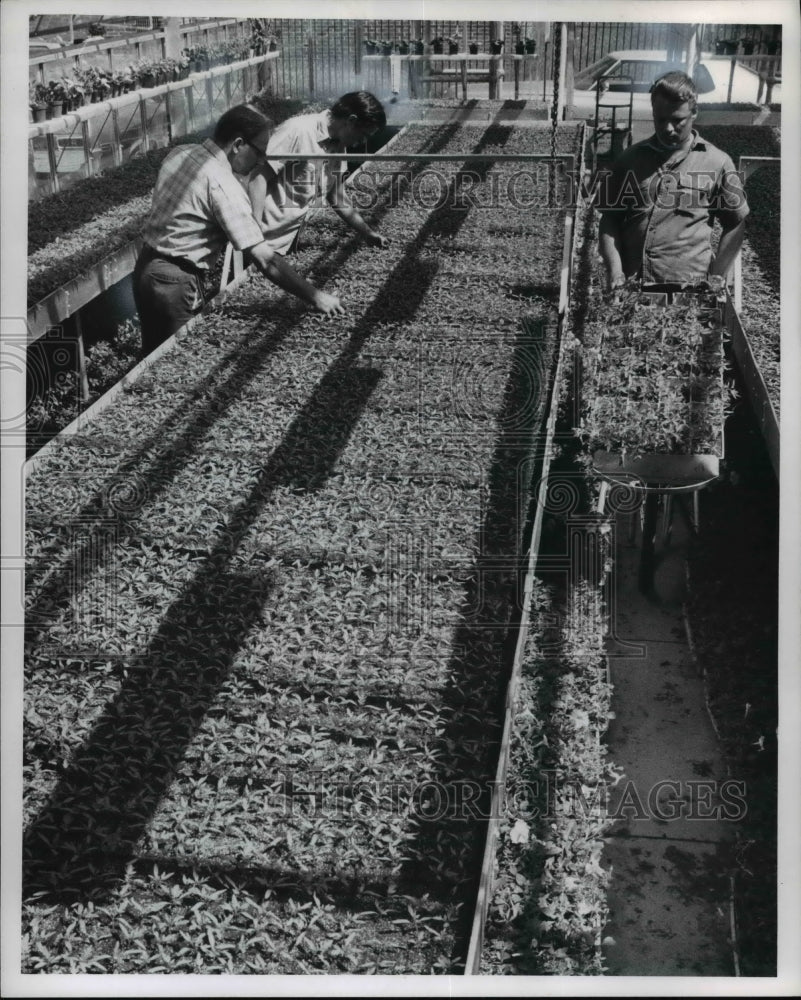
left=248, top=91, right=388, bottom=256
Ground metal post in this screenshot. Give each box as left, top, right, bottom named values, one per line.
left=139, top=94, right=150, bottom=153
left=727, top=57, right=735, bottom=103
left=205, top=73, right=214, bottom=126
left=81, top=119, right=93, bottom=178
left=164, top=88, right=173, bottom=143
left=186, top=84, right=196, bottom=132
left=74, top=312, right=90, bottom=404
left=308, top=30, right=315, bottom=96
left=111, top=107, right=123, bottom=167
left=46, top=132, right=60, bottom=195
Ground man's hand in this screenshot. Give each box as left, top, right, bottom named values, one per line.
left=312, top=290, right=345, bottom=316
left=365, top=231, right=389, bottom=249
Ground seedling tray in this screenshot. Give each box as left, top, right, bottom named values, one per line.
left=582, top=283, right=728, bottom=491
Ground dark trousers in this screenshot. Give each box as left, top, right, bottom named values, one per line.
left=133, top=247, right=206, bottom=357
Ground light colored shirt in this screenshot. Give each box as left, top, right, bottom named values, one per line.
left=143, top=139, right=265, bottom=270
left=596, top=131, right=749, bottom=283
left=259, top=111, right=347, bottom=254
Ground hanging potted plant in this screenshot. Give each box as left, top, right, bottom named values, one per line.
left=29, top=80, right=49, bottom=122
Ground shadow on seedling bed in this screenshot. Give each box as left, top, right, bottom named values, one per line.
left=23, top=118, right=567, bottom=968
left=24, top=119, right=475, bottom=641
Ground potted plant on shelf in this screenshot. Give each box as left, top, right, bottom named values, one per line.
left=46, top=79, right=69, bottom=118
left=363, top=38, right=379, bottom=55
left=175, top=51, right=191, bottom=79
left=65, top=76, right=87, bottom=109
left=468, top=39, right=479, bottom=54
left=524, top=37, right=537, bottom=54
left=135, top=59, right=157, bottom=89
left=410, top=38, right=424, bottom=55
left=29, top=80, right=49, bottom=122
left=380, top=39, right=394, bottom=56
left=447, top=33, right=461, bottom=55
left=490, top=38, right=505, bottom=55
left=431, top=36, right=445, bottom=54
left=397, top=39, right=410, bottom=55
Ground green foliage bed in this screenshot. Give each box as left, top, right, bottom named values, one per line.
left=23, top=120, right=583, bottom=973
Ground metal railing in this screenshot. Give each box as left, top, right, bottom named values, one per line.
left=29, top=18, right=251, bottom=84
left=28, top=52, right=280, bottom=200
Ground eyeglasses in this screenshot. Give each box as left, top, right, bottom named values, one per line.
left=243, top=139, right=268, bottom=160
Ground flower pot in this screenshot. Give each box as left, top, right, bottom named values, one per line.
left=32, top=104, right=48, bottom=123
left=381, top=43, right=393, bottom=56
left=468, top=43, right=479, bottom=54
left=140, top=73, right=156, bottom=88
left=448, top=42, right=459, bottom=54
left=431, top=40, right=444, bottom=54
left=741, top=40, right=755, bottom=55
left=269, top=41, right=277, bottom=52
left=47, top=101, right=63, bottom=118
left=515, top=41, right=525, bottom=55
left=524, top=40, right=536, bottom=54
left=490, top=41, right=504, bottom=55
left=397, top=43, right=409, bottom=55
left=412, top=41, right=424, bottom=55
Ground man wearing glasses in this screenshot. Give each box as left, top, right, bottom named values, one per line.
left=597, top=72, right=749, bottom=292
left=248, top=91, right=389, bottom=256
left=133, top=104, right=343, bottom=357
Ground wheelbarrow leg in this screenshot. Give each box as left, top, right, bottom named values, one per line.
left=638, top=492, right=659, bottom=593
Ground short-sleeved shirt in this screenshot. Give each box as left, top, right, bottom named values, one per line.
left=142, top=139, right=265, bottom=270
left=596, top=131, right=749, bottom=283
left=258, top=111, right=348, bottom=254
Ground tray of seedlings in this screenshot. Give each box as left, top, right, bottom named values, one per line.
left=577, top=279, right=731, bottom=492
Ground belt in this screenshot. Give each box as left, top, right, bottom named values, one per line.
left=141, top=244, right=206, bottom=278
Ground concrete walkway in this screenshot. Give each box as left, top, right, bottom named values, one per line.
left=601, top=497, right=736, bottom=976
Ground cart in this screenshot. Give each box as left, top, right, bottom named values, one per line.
left=587, top=284, right=727, bottom=592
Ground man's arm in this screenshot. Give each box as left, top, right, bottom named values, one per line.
left=598, top=212, right=626, bottom=290
left=247, top=167, right=270, bottom=221
left=327, top=173, right=387, bottom=247
left=247, top=240, right=344, bottom=315
left=709, top=219, right=746, bottom=281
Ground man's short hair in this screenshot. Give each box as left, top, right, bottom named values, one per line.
left=214, top=104, right=272, bottom=145
left=330, top=91, right=387, bottom=130
left=651, top=71, right=698, bottom=112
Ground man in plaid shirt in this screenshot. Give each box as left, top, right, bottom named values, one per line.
left=134, top=104, right=343, bottom=356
